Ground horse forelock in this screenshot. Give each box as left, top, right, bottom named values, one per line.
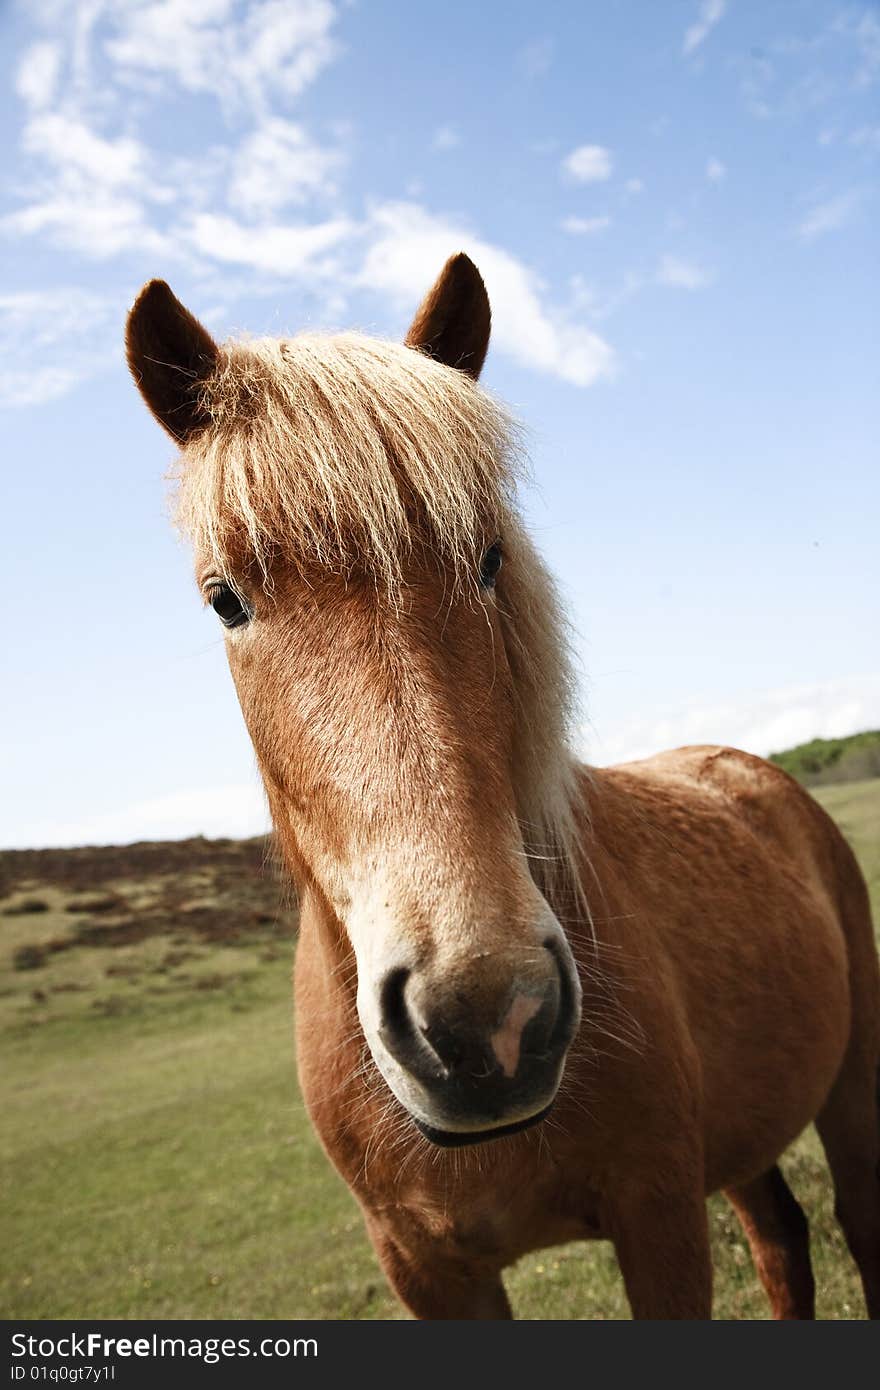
left=174, top=331, right=519, bottom=590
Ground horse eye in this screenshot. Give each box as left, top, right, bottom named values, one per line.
left=480, top=544, right=503, bottom=589
left=208, top=583, right=250, bottom=629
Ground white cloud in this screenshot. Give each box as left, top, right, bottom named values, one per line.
left=796, top=189, right=861, bottom=240
left=357, top=201, right=616, bottom=388
left=3, top=190, right=172, bottom=260
left=656, top=255, right=714, bottom=289
left=5, top=1, right=344, bottom=268
left=586, top=674, right=880, bottom=767
left=431, top=124, right=460, bottom=151
left=0, top=289, right=114, bottom=408
left=739, top=52, right=775, bottom=118
left=706, top=156, right=726, bottom=182
left=24, top=112, right=146, bottom=187
left=517, top=37, right=554, bottom=79
left=833, top=8, right=880, bottom=89
left=186, top=211, right=354, bottom=275
left=562, top=143, right=613, bottom=183
left=0, top=288, right=110, bottom=348
left=5, top=12, right=347, bottom=261
left=5, top=3, right=346, bottom=269
left=105, top=0, right=340, bottom=115
left=4, top=105, right=175, bottom=259
left=560, top=215, right=611, bottom=235
left=853, top=9, right=880, bottom=88
left=0, top=365, right=89, bottom=410
left=227, top=117, right=343, bottom=216
left=5, top=784, right=271, bottom=851
left=15, top=40, right=62, bottom=108
left=178, top=197, right=618, bottom=390
left=527, top=138, right=559, bottom=157
left=4, top=4, right=616, bottom=397
left=624, top=177, right=644, bottom=195
left=567, top=268, right=646, bottom=322
left=850, top=123, right=880, bottom=151
left=683, top=0, right=727, bottom=58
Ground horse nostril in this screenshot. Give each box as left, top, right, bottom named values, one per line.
left=378, top=966, right=412, bottom=1051
left=377, top=966, right=457, bottom=1084
left=543, top=935, right=581, bottom=1050
left=420, top=1020, right=467, bottom=1073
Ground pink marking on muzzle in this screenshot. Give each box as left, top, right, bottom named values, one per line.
left=490, top=994, right=543, bottom=1079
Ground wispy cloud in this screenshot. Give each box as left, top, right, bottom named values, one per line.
left=656, top=255, right=714, bottom=290
left=185, top=212, right=354, bottom=276
left=560, top=214, right=611, bottom=235
left=706, top=156, right=726, bottom=182
left=15, top=40, right=61, bottom=108
left=163, top=198, right=619, bottom=388
left=227, top=118, right=344, bottom=216
left=796, top=189, right=861, bottom=240
left=561, top=144, right=613, bottom=183
left=105, top=0, right=340, bottom=116
left=25, top=113, right=147, bottom=188
left=3, top=2, right=619, bottom=398
left=850, top=124, right=880, bottom=152
left=833, top=7, right=880, bottom=88
left=682, top=0, right=727, bottom=58
left=4, top=783, right=271, bottom=851
left=357, top=201, right=616, bottom=388
left=738, top=51, right=775, bottom=118
left=6, top=107, right=176, bottom=261
left=2, top=185, right=173, bottom=261
left=0, top=289, right=114, bottom=409
left=5, top=1, right=345, bottom=267
left=586, top=674, right=880, bottom=767
left=517, top=36, right=554, bottom=80
left=431, top=124, right=460, bottom=152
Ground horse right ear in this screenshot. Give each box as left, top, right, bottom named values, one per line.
left=405, top=253, right=491, bottom=380
left=125, top=280, right=219, bottom=442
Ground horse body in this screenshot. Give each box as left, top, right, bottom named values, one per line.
left=295, top=745, right=876, bottom=1317
left=126, top=253, right=880, bottom=1318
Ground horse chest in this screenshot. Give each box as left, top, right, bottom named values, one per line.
left=376, top=1150, right=601, bottom=1263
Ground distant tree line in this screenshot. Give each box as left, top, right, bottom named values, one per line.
left=769, top=730, right=880, bottom=787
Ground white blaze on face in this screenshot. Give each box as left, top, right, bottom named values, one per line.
left=490, top=993, right=543, bottom=1079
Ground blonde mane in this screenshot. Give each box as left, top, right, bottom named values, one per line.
left=177, top=333, right=518, bottom=590
left=175, top=331, right=588, bottom=916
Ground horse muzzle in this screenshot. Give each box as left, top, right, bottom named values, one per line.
left=367, top=932, right=581, bottom=1146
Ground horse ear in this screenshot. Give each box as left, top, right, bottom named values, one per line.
left=125, top=280, right=219, bottom=442
left=404, top=253, right=491, bottom=380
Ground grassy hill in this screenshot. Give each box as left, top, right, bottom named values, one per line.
left=770, top=729, right=880, bottom=787
left=1, top=778, right=878, bottom=1321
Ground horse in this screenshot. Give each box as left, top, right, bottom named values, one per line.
left=125, top=253, right=880, bottom=1319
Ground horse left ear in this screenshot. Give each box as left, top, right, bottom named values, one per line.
left=125, top=279, right=219, bottom=442
left=404, top=253, right=491, bottom=380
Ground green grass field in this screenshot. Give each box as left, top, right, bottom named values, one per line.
left=1, top=780, right=878, bottom=1320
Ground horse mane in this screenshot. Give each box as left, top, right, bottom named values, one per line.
left=174, top=331, right=589, bottom=918
left=176, top=332, right=518, bottom=590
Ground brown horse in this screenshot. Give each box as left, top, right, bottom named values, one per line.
left=126, top=254, right=880, bottom=1319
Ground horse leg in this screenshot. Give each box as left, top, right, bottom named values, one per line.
left=725, top=1165, right=815, bottom=1318
left=607, top=1186, right=714, bottom=1319
left=815, top=1063, right=880, bottom=1319
left=365, top=1219, right=512, bottom=1319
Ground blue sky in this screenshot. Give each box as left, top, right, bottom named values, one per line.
left=1, top=0, right=878, bottom=848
